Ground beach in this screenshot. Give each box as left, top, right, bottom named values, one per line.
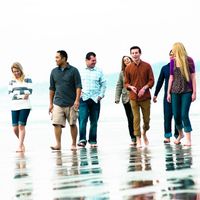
left=0, top=80, right=200, bottom=199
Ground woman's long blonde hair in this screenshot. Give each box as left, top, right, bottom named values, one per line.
left=11, top=62, right=25, bottom=81
left=172, top=42, right=190, bottom=82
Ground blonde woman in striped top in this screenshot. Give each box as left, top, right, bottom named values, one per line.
left=9, top=62, right=32, bottom=152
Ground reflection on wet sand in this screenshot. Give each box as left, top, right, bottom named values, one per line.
left=162, top=144, right=199, bottom=199
left=8, top=143, right=200, bottom=199
left=125, top=147, right=156, bottom=200
left=52, top=148, right=106, bottom=199
left=14, top=152, right=33, bottom=199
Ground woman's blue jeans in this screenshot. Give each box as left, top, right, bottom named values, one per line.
left=78, top=98, right=100, bottom=145
left=171, top=92, right=192, bottom=132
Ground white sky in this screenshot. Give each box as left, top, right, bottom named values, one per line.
left=0, top=0, right=199, bottom=85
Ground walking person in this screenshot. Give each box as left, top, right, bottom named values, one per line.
left=153, top=50, right=179, bottom=143
left=125, top=46, right=154, bottom=148
left=167, top=42, right=196, bottom=146
left=115, top=56, right=136, bottom=145
left=78, top=52, right=106, bottom=148
left=9, top=62, right=32, bottom=152
left=49, top=50, right=82, bottom=150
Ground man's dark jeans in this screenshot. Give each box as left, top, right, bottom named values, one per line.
left=78, top=98, right=100, bottom=145
left=163, top=98, right=179, bottom=138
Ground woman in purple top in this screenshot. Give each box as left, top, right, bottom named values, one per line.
left=167, top=42, right=196, bottom=146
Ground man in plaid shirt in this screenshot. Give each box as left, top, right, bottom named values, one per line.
left=78, top=52, right=106, bottom=148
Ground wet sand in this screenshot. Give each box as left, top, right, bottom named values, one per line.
left=1, top=114, right=200, bottom=199
left=0, top=90, right=200, bottom=199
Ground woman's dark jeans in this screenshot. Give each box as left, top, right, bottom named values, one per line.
left=171, top=92, right=192, bottom=132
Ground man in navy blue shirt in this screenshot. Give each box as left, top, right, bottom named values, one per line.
left=153, top=50, right=178, bottom=143
left=49, top=50, right=82, bottom=150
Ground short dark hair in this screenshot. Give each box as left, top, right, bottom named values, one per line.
left=86, top=52, right=96, bottom=60
left=57, top=50, right=68, bottom=61
left=130, top=46, right=142, bottom=54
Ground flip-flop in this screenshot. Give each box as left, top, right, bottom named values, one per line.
left=50, top=146, right=61, bottom=150
left=164, top=139, right=170, bottom=143
left=77, top=142, right=86, bottom=147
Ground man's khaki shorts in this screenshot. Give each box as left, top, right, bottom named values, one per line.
left=52, top=104, right=78, bottom=127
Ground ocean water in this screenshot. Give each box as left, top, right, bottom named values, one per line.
left=0, top=74, right=200, bottom=199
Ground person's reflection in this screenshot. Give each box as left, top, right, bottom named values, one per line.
left=164, top=144, right=192, bottom=171
left=79, top=147, right=102, bottom=175
left=14, top=152, right=32, bottom=199
left=163, top=145, right=197, bottom=199
left=53, top=150, right=79, bottom=200
left=54, top=150, right=79, bottom=177
left=127, top=147, right=155, bottom=200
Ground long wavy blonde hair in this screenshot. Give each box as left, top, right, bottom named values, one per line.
left=11, top=62, right=25, bottom=81
left=172, top=42, right=190, bottom=82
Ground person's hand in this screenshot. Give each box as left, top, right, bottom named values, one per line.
left=97, top=96, right=102, bottom=102
left=153, top=96, right=157, bottom=103
left=138, top=87, right=145, bottom=98
left=23, top=94, right=29, bottom=99
left=49, top=104, right=53, bottom=114
left=192, top=92, right=196, bottom=102
left=73, top=100, right=80, bottom=111
left=129, top=86, right=137, bottom=94
left=167, top=94, right=171, bottom=103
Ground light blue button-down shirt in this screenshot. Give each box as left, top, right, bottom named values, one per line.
left=80, top=66, right=106, bottom=103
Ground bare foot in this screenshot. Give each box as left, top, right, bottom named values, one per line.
left=183, top=143, right=192, bottom=147
left=71, top=145, right=77, bottom=151
left=174, top=134, right=184, bottom=144
left=16, top=146, right=24, bottom=152
left=22, top=144, right=25, bottom=152
left=184, top=140, right=192, bottom=146
left=136, top=137, right=142, bottom=148
left=142, top=134, right=149, bottom=146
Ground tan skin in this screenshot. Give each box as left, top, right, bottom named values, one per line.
left=49, top=53, right=81, bottom=150
left=12, top=67, right=29, bottom=152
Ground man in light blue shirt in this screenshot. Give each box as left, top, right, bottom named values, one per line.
left=78, top=52, right=106, bottom=148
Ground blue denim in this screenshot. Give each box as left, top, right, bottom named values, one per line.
left=11, top=109, right=31, bottom=126
left=171, top=92, right=192, bottom=132
left=163, top=98, right=179, bottom=138
left=78, top=98, right=100, bottom=145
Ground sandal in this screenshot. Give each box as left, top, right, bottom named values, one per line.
left=77, top=142, right=86, bottom=147
left=164, top=138, right=170, bottom=143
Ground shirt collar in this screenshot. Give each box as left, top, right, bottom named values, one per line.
left=85, top=66, right=96, bottom=71
left=58, top=63, right=71, bottom=71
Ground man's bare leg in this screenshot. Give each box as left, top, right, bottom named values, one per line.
left=51, top=125, right=62, bottom=150
left=70, top=124, right=77, bottom=150
left=142, top=130, right=149, bottom=146
left=136, top=136, right=142, bottom=148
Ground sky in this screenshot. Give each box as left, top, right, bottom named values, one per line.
left=0, top=0, right=199, bottom=86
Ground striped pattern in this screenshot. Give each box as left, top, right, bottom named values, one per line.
left=9, top=78, right=32, bottom=100
left=8, top=77, right=32, bottom=110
